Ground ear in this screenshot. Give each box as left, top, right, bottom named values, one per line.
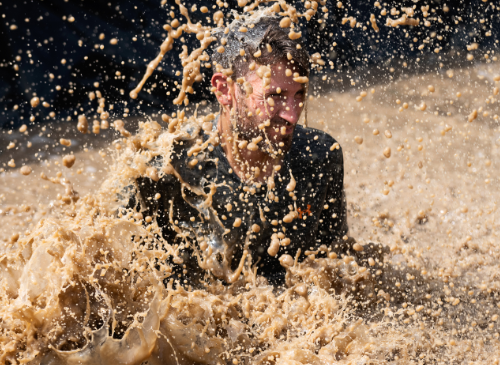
left=211, top=73, right=233, bottom=107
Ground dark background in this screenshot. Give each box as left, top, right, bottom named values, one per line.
left=0, top=0, right=499, bottom=130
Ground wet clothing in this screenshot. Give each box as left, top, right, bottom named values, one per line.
left=128, top=123, right=348, bottom=285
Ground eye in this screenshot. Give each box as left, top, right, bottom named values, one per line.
left=295, top=90, right=305, bottom=98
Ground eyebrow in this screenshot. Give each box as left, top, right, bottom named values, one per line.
left=266, top=86, right=306, bottom=95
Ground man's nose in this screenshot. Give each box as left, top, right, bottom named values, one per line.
left=277, top=99, right=301, bottom=125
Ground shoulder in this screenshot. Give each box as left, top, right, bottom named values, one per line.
left=289, top=125, right=343, bottom=166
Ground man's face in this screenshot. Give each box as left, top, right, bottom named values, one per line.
left=232, top=59, right=307, bottom=155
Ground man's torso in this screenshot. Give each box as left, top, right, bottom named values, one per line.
left=128, top=123, right=347, bottom=283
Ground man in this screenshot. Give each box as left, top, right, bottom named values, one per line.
left=128, top=16, right=348, bottom=286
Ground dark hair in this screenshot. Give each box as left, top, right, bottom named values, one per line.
left=212, top=16, right=310, bottom=78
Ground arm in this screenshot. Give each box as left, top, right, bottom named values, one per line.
left=119, top=173, right=180, bottom=244
left=316, top=147, right=348, bottom=245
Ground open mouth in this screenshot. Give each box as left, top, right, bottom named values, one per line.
left=283, top=125, right=295, bottom=134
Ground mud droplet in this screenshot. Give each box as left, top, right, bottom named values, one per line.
left=20, top=166, right=32, bottom=176
left=60, top=138, right=71, bottom=147
left=353, top=243, right=363, bottom=251
left=251, top=224, right=260, bottom=233
left=77, top=115, right=89, bottom=134
left=62, top=155, right=76, bottom=168
left=280, top=17, right=291, bottom=28
left=468, top=109, right=478, bottom=122
left=30, top=97, right=40, bottom=108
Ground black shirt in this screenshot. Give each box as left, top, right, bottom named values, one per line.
left=127, top=122, right=348, bottom=284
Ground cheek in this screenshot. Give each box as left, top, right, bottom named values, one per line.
left=252, top=99, right=275, bottom=119
left=263, top=106, right=275, bottom=119
left=256, top=98, right=269, bottom=111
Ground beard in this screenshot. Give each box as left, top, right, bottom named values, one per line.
left=231, top=96, right=295, bottom=155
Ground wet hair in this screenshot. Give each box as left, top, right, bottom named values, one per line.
left=212, top=16, right=310, bottom=78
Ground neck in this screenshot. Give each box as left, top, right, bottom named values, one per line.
left=217, top=110, right=283, bottom=184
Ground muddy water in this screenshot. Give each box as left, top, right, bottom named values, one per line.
left=2, top=1, right=500, bottom=364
